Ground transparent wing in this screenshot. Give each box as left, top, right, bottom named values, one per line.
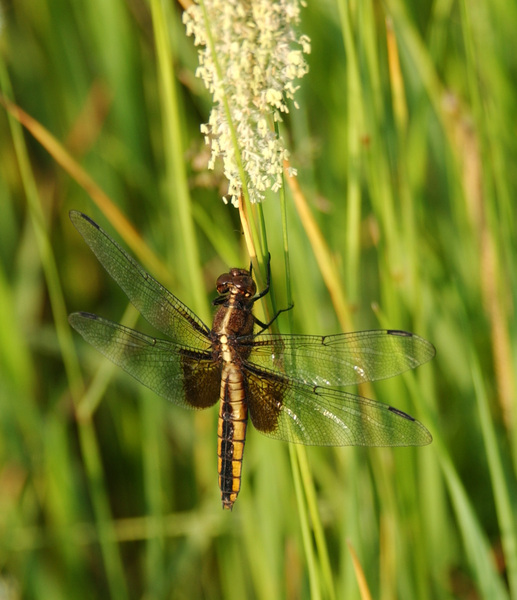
left=246, top=368, right=431, bottom=446
left=69, top=312, right=220, bottom=409
left=243, top=329, right=435, bottom=387
left=69, top=211, right=210, bottom=349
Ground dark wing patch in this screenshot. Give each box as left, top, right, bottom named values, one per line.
left=180, top=349, right=221, bottom=408
left=245, top=368, right=283, bottom=433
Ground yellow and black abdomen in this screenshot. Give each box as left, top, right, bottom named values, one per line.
left=217, top=364, right=248, bottom=510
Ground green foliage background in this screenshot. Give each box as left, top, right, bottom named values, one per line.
left=0, top=0, right=516, bottom=598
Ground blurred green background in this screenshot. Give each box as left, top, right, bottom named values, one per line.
left=0, top=0, right=516, bottom=598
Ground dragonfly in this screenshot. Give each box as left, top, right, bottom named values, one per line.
left=68, top=211, right=435, bottom=510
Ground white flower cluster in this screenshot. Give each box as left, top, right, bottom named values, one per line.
left=183, top=0, right=310, bottom=206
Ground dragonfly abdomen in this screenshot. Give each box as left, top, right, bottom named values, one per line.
left=217, top=365, right=248, bottom=510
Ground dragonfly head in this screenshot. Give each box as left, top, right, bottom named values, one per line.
left=216, top=268, right=257, bottom=300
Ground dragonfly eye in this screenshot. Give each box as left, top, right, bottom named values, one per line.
left=232, top=275, right=256, bottom=297
left=216, top=273, right=233, bottom=294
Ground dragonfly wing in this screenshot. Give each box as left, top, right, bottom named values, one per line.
left=244, top=329, right=435, bottom=387
left=69, top=211, right=210, bottom=348
left=70, top=312, right=219, bottom=409
left=245, top=366, right=431, bottom=446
